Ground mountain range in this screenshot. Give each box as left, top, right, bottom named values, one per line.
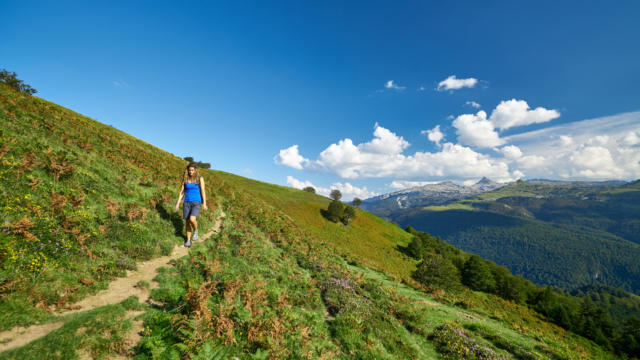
left=363, top=178, right=640, bottom=295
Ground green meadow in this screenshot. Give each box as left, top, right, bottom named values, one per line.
left=0, top=83, right=622, bottom=358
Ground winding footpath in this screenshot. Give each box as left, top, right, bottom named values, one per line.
left=0, top=210, right=226, bottom=356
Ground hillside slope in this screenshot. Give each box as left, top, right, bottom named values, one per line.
left=0, top=83, right=621, bottom=359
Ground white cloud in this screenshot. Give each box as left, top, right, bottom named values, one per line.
left=385, top=80, right=406, bottom=90
left=559, top=135, right=573, bottom=146
left=517, top=155, right=546, bottom=170
left=465, top=101, right=482, bottom=109
left=421, top=125, right=445, bottom=146
left=286, top=176, right=329, bottom=195
left=330, top=182, right=378, bottom=201
left=452, top=111, right=504, bottom=148
left=286, top=176, right=376, bottom=200
left=361, top=125, right=410, bottom=154
left=308, top=125, right=515, bottom=181
left=278, top=111, right=640, bottom=186
left=505, top=111, right=640, bottom=180
left=437, top=75, right=478, bottom=91
left=489, top=99, right=560, bottom=131
left=623, top=131, right=640, bottom=146
left=418, top=86, right=426, bottom=91
left=390, top=180, right=440, bottom=189
left=500, top=145, right=523, bottom=160
left=569, top=146, right=624, bottom=179
left=274, top=145, right=308, bottom=170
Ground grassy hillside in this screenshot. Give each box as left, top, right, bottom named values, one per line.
left=0, top=83, right=623, bottom=359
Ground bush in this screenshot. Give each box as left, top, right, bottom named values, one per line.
left=322, top=201, right=356, bottom=225
left=412, top=253, right=461, bottom=291
left=303, top=186, right=316, bottom=193
left=342, top=205, right=356, bottom=225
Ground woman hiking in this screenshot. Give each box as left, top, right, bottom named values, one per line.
left=175, top=163, right=207, bottom=247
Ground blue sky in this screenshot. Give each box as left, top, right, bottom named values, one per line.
left=2, top=1, right=640, bottom=199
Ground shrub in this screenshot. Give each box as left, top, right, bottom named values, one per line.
left=302, top=186, right=315, bottom=193
left=341, top=205, right=356, bottom=225
left=412, top=253, right=461, bottom=291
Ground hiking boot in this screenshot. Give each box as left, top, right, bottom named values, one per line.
left=192, top=230, right=198, bottom=241
left=184, top=239, right=192, bottom=248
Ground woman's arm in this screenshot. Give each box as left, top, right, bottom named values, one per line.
left=200, top=177, right=207, bottom=211
left=175, top=182, right=185, bottom=211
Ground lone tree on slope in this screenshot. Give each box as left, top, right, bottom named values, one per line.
left=330, top=189, right=342, bottom=201
left=352, top=197, right=362, bottom=207
left=303, top=186, right=316, bottom=193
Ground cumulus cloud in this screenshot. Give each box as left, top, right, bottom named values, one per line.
left=286, top=176, right=376, bottom=200
left=465, top=101, right=482, bottom=109
left=385, top=80, right=406, bottom=90
left=489, top=99, right=560, bottom=131
left=274, top=145, right=308, bottom=170
left=452, top=111, right=504, bottom=148
left=500, top=145, right=523, bottom=160
left=330, top=182, right=378, bottom=200
left=277, top=111, right=640, bottom=186
left=623, top=131, right=640, bottom=146
left=437, top=75, right=478, bottom=91
left=504, top=111, right=640, bottom=180
left=421, top=125, right=445, bottom=146
left=305, top=125, right=515, bottom=181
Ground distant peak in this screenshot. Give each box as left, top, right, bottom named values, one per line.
left=476, top=177, right=494, bottom=185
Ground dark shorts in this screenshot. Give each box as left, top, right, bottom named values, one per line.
left=183, top=201, right=201, bottom=219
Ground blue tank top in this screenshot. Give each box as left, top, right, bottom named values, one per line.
left=184, top=180, right=202, bottom=202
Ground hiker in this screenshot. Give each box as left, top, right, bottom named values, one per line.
left=175, top=162, right=207, bottom=247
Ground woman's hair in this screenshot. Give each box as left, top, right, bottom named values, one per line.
left=183, top=162, right=200, bottom=183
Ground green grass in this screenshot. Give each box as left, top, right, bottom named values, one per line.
left=423, top=203, right=475, bottom=211
left=0, top=83, right=623, bottom=359
left=0, top=296, right=143, bottom=360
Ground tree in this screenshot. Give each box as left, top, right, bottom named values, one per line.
left=412, top=254, right=461, bottom=291
left=342, top=205, right=356, bottom=225
left=330, top=189, right=342, bottom=201
left=352, top=197, right=362, bottom=207
left=461, top=255, right=496, bottom=292
left=0, top=69, right=37, bottom=95
left=325, top=200, right=344, bottom=223
left=183, top=156, right=194, bottom=162
left=196, top=161, right=211, bottom=169
left=303, top=186, right=316, bottom=193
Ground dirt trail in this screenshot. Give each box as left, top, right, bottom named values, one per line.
left=0, top=210, right=225, bottom=355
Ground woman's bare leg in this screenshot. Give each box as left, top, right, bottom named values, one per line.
left=189, top=216, right=198, bottom=238
left=185, top=220, right=192, bottom=241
